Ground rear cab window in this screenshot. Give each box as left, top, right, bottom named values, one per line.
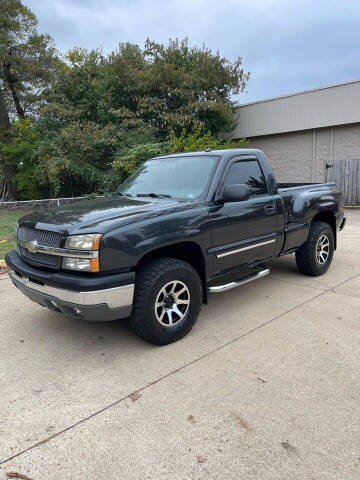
left=224, top=160, right=268, bottom=196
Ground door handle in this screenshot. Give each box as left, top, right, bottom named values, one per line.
left=264, top=204, right=276, bottom=215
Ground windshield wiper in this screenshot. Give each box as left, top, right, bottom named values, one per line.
left=113, top=191, right=132, bottom=197
left=136, top=193, right=172, bottom=199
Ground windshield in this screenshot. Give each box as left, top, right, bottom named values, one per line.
left=117, top=155, right=219, bottom=199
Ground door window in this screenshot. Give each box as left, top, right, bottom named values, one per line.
left=224, top=160, right=268, bottom=196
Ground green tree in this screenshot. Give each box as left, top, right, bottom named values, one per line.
left=0, top=118, right=42, bottom=198
left=169, top=128, right=247, bottom=153
left=107, top=38, right=249, bottom=139
left=0, top=87, right=14, bottom=198
left=113, top=129, right=248, bottom=179
left=38, top=39, right=249, bottom=197
left=35, top=48, right=156, bottom=196
left=0, top=0, right=58, bottom=199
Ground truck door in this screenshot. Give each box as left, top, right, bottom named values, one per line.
left=209, top=157, right=281, bottom=274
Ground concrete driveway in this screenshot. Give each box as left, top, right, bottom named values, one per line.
left=0, top=210, right=359, bottom=480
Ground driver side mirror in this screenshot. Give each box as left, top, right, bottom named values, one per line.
left=222, top=183, right=250, bottom=202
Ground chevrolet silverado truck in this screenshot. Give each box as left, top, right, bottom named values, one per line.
left=5, top=149, right=346, bottom=345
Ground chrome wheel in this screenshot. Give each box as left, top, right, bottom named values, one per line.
left=316, top=234, right=330, bottom=264
left=155, top=280, right=190, bottom=327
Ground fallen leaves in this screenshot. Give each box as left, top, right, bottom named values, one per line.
left=86, top=336, right=104, bottom=345
left=0, top=261, right=7, bottom=275
left=6, top=473, right=34, bottom=480
left=256, top=377, right=266, bottom=383
left=130, top=391, right=142, bottom=402
left=187, top=415, right=196, bottom=424
left=231, top=411, right=253, bottom=431
left=147, top=380, right=158, bottom=387
left=281, top=441, right=299, bottom=457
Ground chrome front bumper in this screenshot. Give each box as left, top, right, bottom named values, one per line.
left=8, top=268, right=134, bottom=321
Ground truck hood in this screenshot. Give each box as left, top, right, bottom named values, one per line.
left=19, top=196, right=201, bottom=235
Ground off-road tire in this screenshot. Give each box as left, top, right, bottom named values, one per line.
left=130, top=258, right=202, bottom=345
left=295, top=221, right=334, bottom=276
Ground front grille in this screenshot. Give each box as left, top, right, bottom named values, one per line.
left=17, top=227, right=62, bottom=248
left=17, top=227, right=62, bottom=269
left=19, top=246, right=59, bottom=267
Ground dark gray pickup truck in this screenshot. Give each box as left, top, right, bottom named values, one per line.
left=6, top=148, right=346, bottom=344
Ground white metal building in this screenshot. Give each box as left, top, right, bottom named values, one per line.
left=232, top=79, right=360, bottom=199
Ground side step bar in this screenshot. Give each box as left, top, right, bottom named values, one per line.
left=208, top=268, right=270, bottom=293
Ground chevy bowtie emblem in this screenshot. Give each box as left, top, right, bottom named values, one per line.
left=27, top=240, right=38, bottom=253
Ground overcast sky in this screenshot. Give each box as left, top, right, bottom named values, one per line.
left=26, top=0, right=360, bottom=103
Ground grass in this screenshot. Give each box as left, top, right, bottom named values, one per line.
left=0, top=239, right=15, bottom=259
left=0, top=210, right=26, bottom=259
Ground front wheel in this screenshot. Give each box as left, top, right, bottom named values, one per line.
left=130, top=258, right=202, bottom=345
left=295, top=221, right=335, bottom=276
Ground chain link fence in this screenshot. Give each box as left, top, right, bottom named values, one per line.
left=0, top=196, right=90, bottom=259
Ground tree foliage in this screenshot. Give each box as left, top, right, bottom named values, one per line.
left=0, top=0, right=58, bottom=199
left=169, top=128, right=247, bottom=153
left=0, top=1, right=250, bottom=200
left=106, top=38, right=249, bottom=139
left=0, top=118, right=41, bottom=197
left=113, top=129, right=248, bottom=181
left=0, top=0, right=58, bottom=118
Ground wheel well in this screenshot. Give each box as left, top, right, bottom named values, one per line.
left=312, top=211, right=337, bottom=249
left=137, top=242, right=208, bottom=303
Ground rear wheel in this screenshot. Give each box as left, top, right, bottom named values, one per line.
left=295, top=221, right=334, bottom=276
left=130, top=258, right=202, bottom=345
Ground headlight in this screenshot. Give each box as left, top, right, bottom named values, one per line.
left=63, top=234, right=102, bottom=272
left=63, top=257, right=93, bottom=272
left=65, top=234, right=102, bottom=250
left=14, top=222, right=19, bottom=238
